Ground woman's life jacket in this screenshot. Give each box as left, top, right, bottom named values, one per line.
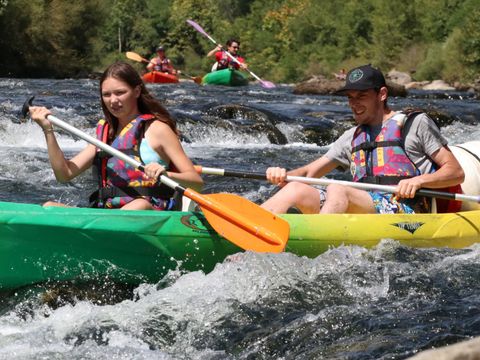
left=90, top=114, right=175, bottom=209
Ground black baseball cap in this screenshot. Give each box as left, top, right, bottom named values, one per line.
left=336, top=64, right=386, bottom=94
left=156, top=45, right=165, bottom=52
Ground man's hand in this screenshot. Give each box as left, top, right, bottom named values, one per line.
left=266, top=167, right=288, bottom=186
left=396, top=177, right=425, bottom=198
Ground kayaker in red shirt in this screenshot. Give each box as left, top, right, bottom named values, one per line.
left=28, top=61, right=202, bottom=210
left=261, top=64, right=464, bottom=215
left=207, top=39, right=247, bottom=71
left=147, top=46, right=177, bottom=75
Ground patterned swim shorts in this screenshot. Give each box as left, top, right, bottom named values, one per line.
left=316, top=188, right=429, bottom=214
left=368, top=191, right=430, bottom=214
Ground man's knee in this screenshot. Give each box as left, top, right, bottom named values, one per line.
left=325, top=183, right=348, bottom=196
left=282, top=181, right=315, bottom=197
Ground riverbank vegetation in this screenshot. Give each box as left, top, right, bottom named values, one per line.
left=0, top=0, right=478, bottom=83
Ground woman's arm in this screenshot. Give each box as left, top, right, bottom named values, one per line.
left=30, top=106, right=97, bottom=182
left=145, top=121, right=203, bottom=191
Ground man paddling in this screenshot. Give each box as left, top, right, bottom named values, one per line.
left=207, top=38, right=247, bottom=72
left=147, top=45, right=177, bottom=75
left=262, top=64, right=464, bottom=214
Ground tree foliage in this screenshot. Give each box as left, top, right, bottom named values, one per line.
left=0, top=0, right=478, bottom=83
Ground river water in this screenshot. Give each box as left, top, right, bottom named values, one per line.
left=0, top=78, right=479, bottom=359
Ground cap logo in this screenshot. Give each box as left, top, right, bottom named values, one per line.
left=349, top=69, right=364, bottom=83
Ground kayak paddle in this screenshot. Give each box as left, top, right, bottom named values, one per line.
left=22, top=97, right=289, bottom=253
left=186, top=19, right=276, bottom=89
left=195, top=165, right=480, bottom=204
left=125, top=51, right=202, bottom=84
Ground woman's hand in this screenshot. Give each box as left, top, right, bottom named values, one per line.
left=29, top=106, right=53, bottom=130
left=143, top=162, right=167, bottom=181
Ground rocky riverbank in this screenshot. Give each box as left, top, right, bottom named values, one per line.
left=408, top=336, right=480, bottom=360
left=293, top=70, right=480, bottom=97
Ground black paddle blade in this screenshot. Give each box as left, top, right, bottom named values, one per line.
left=21, top=96, right=35, bottom=119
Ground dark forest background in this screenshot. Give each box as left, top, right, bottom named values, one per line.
left=0, top=0, right=479, bottom=83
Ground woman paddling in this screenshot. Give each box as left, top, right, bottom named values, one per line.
left=29, top=61, right=203, bottom=210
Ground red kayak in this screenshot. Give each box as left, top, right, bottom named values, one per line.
left=142, top=71, right=179, bottom=84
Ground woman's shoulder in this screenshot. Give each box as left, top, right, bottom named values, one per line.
left=145, top=118, right=176, bottom=135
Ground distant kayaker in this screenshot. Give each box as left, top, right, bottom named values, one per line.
left=333, top=68, right=347, bottom=80
left=261, top=64, right=464, bottom=215
left=147, top=45, right=177, bottom=75
left=207, top=39, right=247, bottom=72
left=29, top=61, right=202, bottom=210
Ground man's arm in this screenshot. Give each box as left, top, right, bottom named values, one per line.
left=396, top=146, right=465, bottom=198
left=265, top=156, right=339, bottom=185
left=146, top=58, right=155, bottom=71
left=207, top=46, right=222, bottom=57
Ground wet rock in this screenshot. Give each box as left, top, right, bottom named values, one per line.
left=405, top=81, right=430, bottom=90
left=424, top=109, right=458, bottom=127
left=293, top=75, right=407, bottom=97
left=302, top=113, right=354, bottom=145
left=407, top=336, right=480, bottom=360
left=474, top=77, right=480, bottom=98
left=401, top=107, right=459, bottom=127
left=387, top=70, right=412, bottom=85
left=422, top=80, right=455, bottom=91
left=206, top=104, right=288, bottom=145
left=292, top=76, right=344, bottom=95
left=386, top=80, right=408, bottom=97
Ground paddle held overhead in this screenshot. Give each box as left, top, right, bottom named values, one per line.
left=186, top=19, right=275, bottom=89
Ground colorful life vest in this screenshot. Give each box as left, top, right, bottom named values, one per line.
left=90, top=114, right=174, bottom=209
left=351, top=113, right=419, bottom=185
left=153, top=57, right=171, bottom=72
left=351, top=111, right=463, bottom=213
left=216, top=52, right=241, bottom=70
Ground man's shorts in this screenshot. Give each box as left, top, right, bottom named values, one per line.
left=368, top=191, right=430, bottom=214
left=316, top=188, right=430, bottom=214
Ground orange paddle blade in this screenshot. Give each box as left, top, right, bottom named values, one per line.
left=126, top=51, right=149, bottom=63
left=185, top=190, right=289, bottom=253
left=192, top=76, right=203, bottom=84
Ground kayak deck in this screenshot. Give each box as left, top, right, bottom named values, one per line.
left=0, top=201, right=479, bottom=290
left=142, top=71, right=179, bottom=83
left=202, top=69, right=248, bottom=86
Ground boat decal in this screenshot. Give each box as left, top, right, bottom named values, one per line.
left=392, top=221, right=425, bottom=234
left=180, top=214, right=210, bottom=234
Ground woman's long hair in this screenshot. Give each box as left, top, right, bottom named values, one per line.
left=99, top=61, right=178, bottom=141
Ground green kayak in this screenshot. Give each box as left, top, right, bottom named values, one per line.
left=202, top=69, right=249, bottom=86
left=1, top=201, right=480, bottom=291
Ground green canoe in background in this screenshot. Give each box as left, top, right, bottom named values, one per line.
left=1, top=201, right=480, bottom=291
left=202, top=69, right=249, bottom=86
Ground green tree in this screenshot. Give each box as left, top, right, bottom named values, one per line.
left=459, top=7, right=480, bottom=78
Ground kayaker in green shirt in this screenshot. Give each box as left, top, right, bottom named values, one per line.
left=261, top=64, right=464, bottom=215
left=28, top=61, right=202, bottom=210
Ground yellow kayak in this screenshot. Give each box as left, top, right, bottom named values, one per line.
left=0, top=201, right=478, bottom=290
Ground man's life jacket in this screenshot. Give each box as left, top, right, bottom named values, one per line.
left=90, top=115, right=175, bottom=209
left=153, top=57, right=171, bottom=72
left=216, top=52, right=241, bottom=71
left=351, top=113, right=420, bottom=185
left=351, top=111, right=462, bottom=213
